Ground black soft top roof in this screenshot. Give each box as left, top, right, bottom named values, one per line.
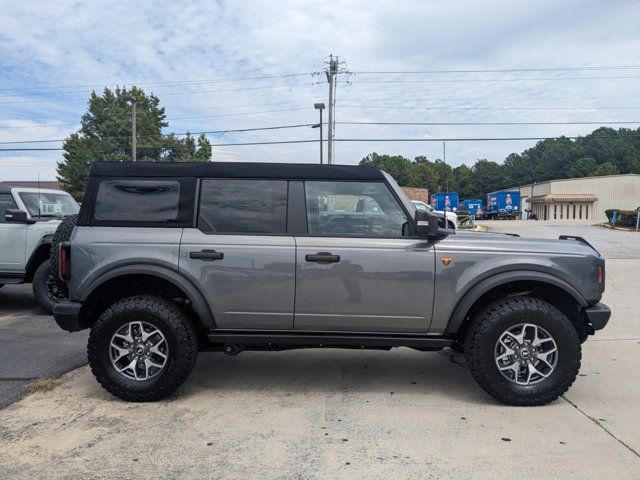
left=90, top=161, right=384, bottom=181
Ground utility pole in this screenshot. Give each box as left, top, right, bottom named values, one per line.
left=314, top=103, right=325, bottom=164
left=321, top=54, right=350, bottom=164
left=125, top=96, right=137, bottom=162
left=326, top=55, right=337, bottom=164
left=443, top=141, right=448, bottom=191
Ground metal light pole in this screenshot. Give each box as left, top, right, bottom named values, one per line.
left=125, top=96, right=137, bottom=162
left=314, top=103, right=325, bottom=164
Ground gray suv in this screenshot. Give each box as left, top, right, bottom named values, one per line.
left=53, top=162, right=611, bottom=405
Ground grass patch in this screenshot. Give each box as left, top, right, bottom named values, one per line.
left=28, top=378, right=59, bottom=395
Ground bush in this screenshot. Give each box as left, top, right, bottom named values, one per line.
left=605, top=209, right=639, bottom=228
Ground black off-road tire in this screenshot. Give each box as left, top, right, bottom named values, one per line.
left=49, top=213, right=78, bottom=295
left=464, top=296, right=581, bottom=406
left=88, top=295, right=198, bottom=402
left=32, top=261, right=59, bottom=313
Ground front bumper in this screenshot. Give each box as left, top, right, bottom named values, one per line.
left=584, top=302, right=611, bottom=331
left=52, top=301, right=84, bottom=332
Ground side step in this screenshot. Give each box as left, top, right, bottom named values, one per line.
left=206, top=330, right=452, bottom=350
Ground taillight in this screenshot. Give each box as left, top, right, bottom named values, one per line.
left=597, top=264, right=604, bottom=284
left=59, top=243, right=70, bottom=282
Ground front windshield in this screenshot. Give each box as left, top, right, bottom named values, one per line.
left=18, top=192, right=79, bottom=218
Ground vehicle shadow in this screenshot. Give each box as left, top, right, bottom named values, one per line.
left=180, top=347, right=493, bottom=405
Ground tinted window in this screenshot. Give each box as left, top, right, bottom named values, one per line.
left=94, top=180, right=180, bottom=222
left=198, top=179, right=287, bottom=234
left=0, top=193, right=17, bottom=223
left=305, top=181, right=408, bottom=237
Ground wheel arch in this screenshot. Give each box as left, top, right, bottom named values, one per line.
left=24, top=234, right=53, bottom=282
left=445, top=270, right=588, bottom=335
left=79, top=265, right=215, bottom=331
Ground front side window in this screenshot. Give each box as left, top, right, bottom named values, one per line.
left=94, top=180, right=180, bottom=222
left=198, top=179, right=287, bottom=234
left=305, top=181, right=408, bottom=237
left=0, top=193, right=17, bottom=223
left=18, top=192, right=79, bottom=218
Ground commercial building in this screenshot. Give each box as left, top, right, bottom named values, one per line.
left=512, top=174, right=640, bottom=221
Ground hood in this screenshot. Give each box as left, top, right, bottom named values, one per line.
left=437, top=229, right=599, bottom=257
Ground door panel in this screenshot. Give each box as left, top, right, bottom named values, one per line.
left=294, top=237, right=435, bottom=333
left=0, top=193, right=26, bottom=273
left=180, top=230, right=296, bottom=329
left=0, top=223, right=26, bottom=273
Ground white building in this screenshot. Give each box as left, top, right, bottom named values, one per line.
left=513, top=174, right=640, bottom=222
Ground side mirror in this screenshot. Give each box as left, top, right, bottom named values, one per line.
left=415, top=209, right=440, bottom=237
left=4, top=209, right=34, bottom=224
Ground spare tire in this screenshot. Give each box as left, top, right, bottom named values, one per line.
left=50, top=214, right=78, bottom=295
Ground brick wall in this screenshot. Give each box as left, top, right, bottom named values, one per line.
left=401, top=186, right=429, bottom=203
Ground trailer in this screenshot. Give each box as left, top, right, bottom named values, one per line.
left=485, top=190, right=521, bottom=220
left=462, top=199, right=484, bottom=217
left=431, top=192, right=459, bottom=212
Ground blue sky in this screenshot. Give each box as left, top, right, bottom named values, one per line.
left=1, top=0, right=639, bottom=180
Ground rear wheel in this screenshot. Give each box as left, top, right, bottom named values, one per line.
left=32, top=261, right=64, bottom=313
left=87, top=295, right=198, bottom=402
left=49, top=214, right=78, bottom=296
left=464, top=296, right=581, bottom=406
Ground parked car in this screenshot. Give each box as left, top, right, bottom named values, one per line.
left=412, top=200, right=458, bottom=229
left=52, top=162, right=610, bottom=406
left=0, top=186, right=79, bottom=311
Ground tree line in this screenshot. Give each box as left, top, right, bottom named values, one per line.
left=359, top=127, right=640, bottom=199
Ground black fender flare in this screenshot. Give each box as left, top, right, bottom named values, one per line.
left=24, top=234, right=53, bottom=281
left=444, top=270, right=588, bottom=334
left=80, top=264, right=215, bottom=328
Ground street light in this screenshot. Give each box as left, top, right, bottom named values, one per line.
left=124, top=96, right=137, bottom=162
left=313, top=102, right=325, bottom=165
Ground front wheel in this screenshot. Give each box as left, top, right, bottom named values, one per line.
left=464, top=297, right=581, bottom=406
left=87, top=295, right=198, bottom=402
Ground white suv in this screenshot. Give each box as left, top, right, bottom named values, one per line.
left=0, top=186, right=79, bottom=311
left=411, top=201, right=458, bottom=229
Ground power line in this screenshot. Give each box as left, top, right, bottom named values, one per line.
left=4, top=133, right=640, bottom=152
left=0, top=139, right=320, bottom=151
left=354, top=65, right=640, bottom=74
left=338, top=104, right=640, bottom=111
left=337, top=121, right=640, bottom=126
left=0, top=73, right=312, bottom=93
left=0, top=123, right=317, bottom=144
left=0, top=82, right=319, bottom=106
left=349, top=75, right=640, bottom=84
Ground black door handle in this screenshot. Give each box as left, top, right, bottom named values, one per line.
left=305, top=252, right=340, bottom=263
left=189, top=249, right=224, bottom=261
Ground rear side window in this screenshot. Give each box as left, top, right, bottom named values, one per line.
left=94, top=180, right=180, bottom=222
left=198, top=179, right=287, bottom=234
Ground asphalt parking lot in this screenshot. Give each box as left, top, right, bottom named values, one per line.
left=0, top=284, right=87, bottom=407
left=0, top=221, right=639, bottom=479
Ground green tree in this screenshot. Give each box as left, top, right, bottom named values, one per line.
left=594, top=161, right=620, bottom=176
left=57, top=87, right=212, bottom=198
left=568, top=157, right=597, bottom=178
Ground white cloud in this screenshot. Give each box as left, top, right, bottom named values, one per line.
left=1, top=0, right=639, bottom=180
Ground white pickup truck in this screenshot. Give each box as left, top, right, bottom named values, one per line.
left=411, top=200, right=458, bottom=229
left=0, top=186, right=79, bottom=311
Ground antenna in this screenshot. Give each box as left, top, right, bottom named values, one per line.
left=37, top=172, right=41, bottom=218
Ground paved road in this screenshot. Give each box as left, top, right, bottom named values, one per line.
left=477, top=219, right=640, bottom=258
left=0, top=284, right=87, bottom=407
